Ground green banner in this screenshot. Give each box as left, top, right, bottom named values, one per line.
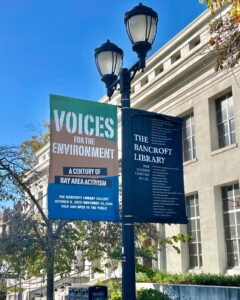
left=48, top=94, right=119, bottom=221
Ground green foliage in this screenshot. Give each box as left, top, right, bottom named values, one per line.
left=0, top=215, right=80, bottom=277
left=107, top=280, right=122, bottom=300
left=75, top=221, right=121, bottom=267
left=136, top=270, right=240, bottom=287
left=137, top=288, right=169, bottom=300
left=0, top=125, right=191, bottom=300
left=7, top=284, right=21, bottom=293
left=20, top=121, right=50, bottom=163
left=200, top=0, right=240, bottom=70
left=107, top=281, right=169, bottom=300
left=136, top=265, right=156, bottom=281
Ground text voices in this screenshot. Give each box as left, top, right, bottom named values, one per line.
left=53, top=110, right=115, bottom=139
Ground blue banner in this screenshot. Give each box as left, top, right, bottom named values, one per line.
left=125, top=108, right=187, bottom=224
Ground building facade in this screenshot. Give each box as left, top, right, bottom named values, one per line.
left=8, top=8, right=240, bottom=300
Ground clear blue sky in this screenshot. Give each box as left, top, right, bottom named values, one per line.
left=0, top=0, right=206, bottom=145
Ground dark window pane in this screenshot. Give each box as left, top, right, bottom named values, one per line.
left=185, top=117, right=191, bottom=127
left=192, top=146, right=196, bottom=160
left=231, top=130, right=236, bottom=144
left=186, top=206, right=191, bottom=218
left=229, top=213, right=236, bottom=226
left=228, top=98, right=234, bottom=118
left=195, top=195, right=199, bottom=205
left=198, top=243, right=202, bottom=255
left=197, top=230, right=201, bottom=242
left=199, top=256, right=203, bottom=267
left=219, top=136, right=229, bottom=148
left=187, top=195, right=195, bottom=206
left=227, top=254, right=236, bottom=267
left=230, top=119, right=235, bottom=132
left=236, top=212, right=240, bottom=224
left=192, top=123, right=195, bottom=135
left=227, top=186, right=234, bottom=198
left=217, top=110, right=227, bottom=124
left=196, top=219, right=200, bottom=230
left=191, top=231, right=197, bottom=240
left=184, top=139, right=191, bottom=152
left=218, top=122, right=229, bottom=137
left=216, top=93, right=235, bottom=149
left=222, top=187, right=228, bottom=200
left=182, top=113, right=195, bottom=162
left=224, top=213, right=236, bottom=226
left=184, top=150, right=190, bottom=162
left=226, top=240, right=238, bottom=253
left=229, top=226, right=237, bottom=239
left=187, top=207, right=196, bottom=219
left=224, top=214, right=230, bottom=226
left=187, top=222, right=192, bottom=233
left=189, top=243, right=197, bottom=255
left=230, top=253, right=239, bottom=267
left=237, top=225, right=240, bottom=236
left=222, top=183, right=240, bottom=268
left=196, top=205, right=199, bottom=216
left=224, top=226, right=231, bottom=239
left=221, top=109, right=228, bottom=123
left=189, top=256, right=198, bottom=268
left=223, top=199, right=230, bottom=211
left=185, top=126, right=191, bottom=138
left=190, top=219, right=196, bottom=230
left=234, top=184, right=240, bottom=194
left=186, top=193, right=201, bottom=269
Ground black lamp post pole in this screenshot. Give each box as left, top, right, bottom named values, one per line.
left=94, top=5, right=158, bottom=299
left=120, top=67, right=136, bottom=300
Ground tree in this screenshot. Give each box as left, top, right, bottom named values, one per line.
left=75, top=221, right=190, bottom=275
left=200, top=0, right=240, bottom=70
left=0, top=129, right=190, bottom=299
left=0, top=144, right=82, bottom=300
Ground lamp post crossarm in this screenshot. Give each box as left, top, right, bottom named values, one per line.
left=108, top=61, right=140, bottom=101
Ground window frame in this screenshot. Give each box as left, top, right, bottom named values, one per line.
left=222, top=183, right=240, bottom=268
left=186, top=193, right=202, bottom=269
left=182, top=112, right=196, bottom=162
left=215, top=93, right=235, bottom=149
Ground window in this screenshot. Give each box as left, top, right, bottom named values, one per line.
left=189, top=35, right=201, bottom=50
left=171, top=51, right=181, bottom=64
left=182, top=113, right=196, bottom=162
left=186, top=194, right=202, bottom=268
left=141, top=77, right=148, bottom=87
left=216, top=93, right=235, bottom=148
left=155, top=64, right=164, bottom=76
left=222, top=183, right=240, bottom=268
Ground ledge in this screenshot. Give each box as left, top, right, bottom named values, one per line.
left=211, top=143, right=238, bottom=157
left=183, top=158, right=198, bottom=167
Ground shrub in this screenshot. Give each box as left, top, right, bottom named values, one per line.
left=137, top=288, right=169, bottom=300
left=107, top=279, right=122, bottom=300
left=136, top=270, right=240, bottom=287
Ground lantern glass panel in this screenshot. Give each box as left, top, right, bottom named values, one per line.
left=127, top=15, right=157, bottom=44
left=97, top=51, right=122, bottom=76
left=148, top=17, right=157, bottom=44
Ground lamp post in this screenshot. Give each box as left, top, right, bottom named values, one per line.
left=95, top=3, right=158, bottom=300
